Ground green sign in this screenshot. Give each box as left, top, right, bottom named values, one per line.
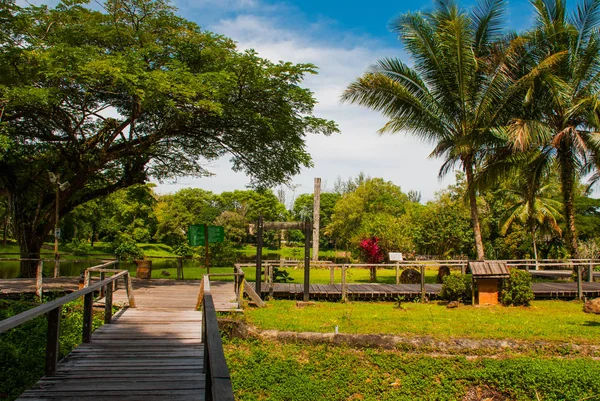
left=188, top=225, right=225, bottom=246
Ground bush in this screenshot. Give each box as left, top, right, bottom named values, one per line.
left=440, top=274, right=472, bottom=302
left=66, top=238, right=92, bottom=256
left=112, top=234, right=145, bottom=261
left=501, top=269, right=534, bottom=306
left=206, top=240, right=239, bottom=267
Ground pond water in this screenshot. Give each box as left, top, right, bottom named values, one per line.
left=0, top=253, right=347, bottom=278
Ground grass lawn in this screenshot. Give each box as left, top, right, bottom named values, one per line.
left=224, top=338, right=600, bottom=401
left=244, top=299, right=600, bottom=344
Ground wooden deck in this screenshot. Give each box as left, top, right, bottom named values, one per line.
left=15, top=278, right=239, bottom=400
left=251, top=282, right=600, bottom=300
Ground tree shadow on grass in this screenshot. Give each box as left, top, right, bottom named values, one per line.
left=582, top=321, right=600, bottom=327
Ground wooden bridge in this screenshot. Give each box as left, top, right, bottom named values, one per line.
left=0, top=262, right=237, bottom=401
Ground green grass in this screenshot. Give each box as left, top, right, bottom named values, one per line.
left=224, top=338, right=600, bottom=401
left=244, top=299, right=600, bottom=344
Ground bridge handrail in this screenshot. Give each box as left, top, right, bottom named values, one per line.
left=0, top=260, right=135, bottom=377
left=200, top=275, right=235, bottom=401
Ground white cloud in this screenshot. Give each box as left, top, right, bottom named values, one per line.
left=155, top=11, right=455, bottom=201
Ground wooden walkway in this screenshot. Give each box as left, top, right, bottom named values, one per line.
left=252, top=282, right=600, bottom=300
left=16, top=279, right=238, bottom=400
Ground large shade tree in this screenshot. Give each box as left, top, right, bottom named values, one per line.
left=500, top=0, right=600, bottom=257
left=342, top=0, right=520, bottom=260
left=0, top=0, right=337, bottom=276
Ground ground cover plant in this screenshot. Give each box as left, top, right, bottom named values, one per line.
left=0, top=297, right=107, bottom=400
left=224, top=338, right=600, bottom=401
left=244, top=300, right=600, bottom=344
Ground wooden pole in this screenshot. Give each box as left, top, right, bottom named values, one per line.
left=104, top=282, right=113, bottom=324
left=330, top=265, right=335, bottom=285
left=82, top=292, right=93, bottom=343
left=420, top=265, right=426, bottom=301
left=395, top=262, right=400, bottom=285
left=35, top=260, right=43, bottom=302
left=588, top=260, right=594, bottom=283
left=45, top=306, right=61, bottom=376
left=54, top=184, right=59, bottom=278
left=577, top=265, right=583, bottom=301
left=312, top=178, right=321, bottom=261
left=341, top=265, right=347, bottom=302
left=177, top=258, right=184, bottom=280
left=124, top=272, right=136, bottom=308
left=255, top=214, right=263, bottom=297
left=204, top=224, right=210, bottom=274
left=269, top=265, right=274, bottom=300
left=303, top=220, right=311, bottom=302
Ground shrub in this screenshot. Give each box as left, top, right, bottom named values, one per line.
left=66, top=238, right=91, bottom=256
left=440, top=274, right=471, bottom=302
left=501, top=269, right=534, bottom=306
left=112, top=234, right=145, bottom=261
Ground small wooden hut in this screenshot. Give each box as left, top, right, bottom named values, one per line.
left=466, top=261, right=509, bottom=305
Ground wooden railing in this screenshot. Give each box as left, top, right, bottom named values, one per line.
left=0, top=261, right=136, bottom=376
left=198, top=276, right=235, bottom=401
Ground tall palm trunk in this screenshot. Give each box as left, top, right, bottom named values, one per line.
left=558, top=151, right=578, bottom=257
left=465, top=162, right=485, bottom=260
left=531, top=228, right=539, bottom=270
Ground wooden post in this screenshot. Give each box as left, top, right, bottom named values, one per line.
left=104, top=282, right=113, bottom=324
left=35, top=260, right=43, bottom=302
left=84, top=269, right=91, bottom=288
left=264, top=263, right=269, bottom=284
left=395, top=262, right=400, bottom=285
left=312, top=178, right=321, bottom=261
left=588, top=260, right=594, bottom=283
left=82, top=292, right=93, bottom=343
left=45, top=306, right=61, bottom=376
left=577, top=265, right=583, bottom=301
left=461, top=264, right=466, bottom=275
left=330, top=265, right=335, bottom=285
left=255, top=214, right=263, bottom=297
left=99, top=271, right=106, bottom=299
left=53, top=256, right=60, bottom=279
left=269, top=265, right=274, bottom=300
left=303, top=220, right=311, bottom=302
left=420, top=265, right=426, bottom=301
left=341, top=265, right=347, bottom=302
left=471, top=277, right=476, bottom=305
left=204, top=224, right=210, bottom=275
left=177, top=258, right=184, bottom=280
left=113, top=261, right=119, bottom=292
left=124, top=272, right=136, bottom=308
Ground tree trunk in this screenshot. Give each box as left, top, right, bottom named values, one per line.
left=559, top=153, right=578, bottom=257
left=532, top=228, right=539, bottom=270
left=370, top=266, right=377, bottom=282
left=2, top=210, right=7, bottom=246
left=465, top=162, right=485, bottom=260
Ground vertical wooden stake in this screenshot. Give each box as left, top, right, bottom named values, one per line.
left=105, top=282, right=113, bottom=324
left=420, top=266, right=426, bottom=301
left=269, top=265, right=274, bottom=300
left=255, top=214, right=263, bottom=297
left=100, top=271, right=106, bottom=299
left=124, top=273, right=136, bottom=308
left=330, top=266, right=335, bottom=285
left=204, top=224, right=210, bottom=275
left=588, top=261, right=594, bottom=283
left=395, top=262, right=400, bottom=285
left=577, top=265, right=583, bottom=301
left=45, top=306, right=61, bottom=376
left=312, top=178, right=321, bottom=261
left=341, top=265, right=347, bottom=302
left=84, top=269, right=91, bottom=288
left=471, top=277, right=476, bottom=305
left=36, top=260, right=43, bottom=302
left=53, top=256, right=60, bottom=279
left=303, top=220, right=311, bottom=302
left=82, top=292, right=93, bottom=343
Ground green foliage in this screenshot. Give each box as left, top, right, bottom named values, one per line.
left=205, top=241, right=239, bottom=267
left=112, top=234, right=145, bottom=262
left=440, top=274, right=472, bottom=302
left=224, top=339, right=600, bottom=401
left=501, top=269, right=534, bottom=306
left=0, top=299, right=105, bottom=400
left=66, top=238, right=92, bottom=256
left=272, top=266, right=294, bottom=283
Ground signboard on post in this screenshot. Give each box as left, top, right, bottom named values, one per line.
left=188, top=225, right=225, bottom=246
left=389, top=252, right=403, bottom=261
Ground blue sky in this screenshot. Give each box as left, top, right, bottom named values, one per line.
left=157, top=0, right=546, bottom=205
left=23, top=0, right=570, bottom=203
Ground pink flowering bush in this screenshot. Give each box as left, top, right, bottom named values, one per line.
left=359, top=237, right=385, bottom=264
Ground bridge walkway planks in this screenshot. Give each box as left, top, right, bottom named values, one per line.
left=16, top=279, right=216, bottom=400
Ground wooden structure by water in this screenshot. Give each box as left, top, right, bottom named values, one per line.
left=249, top=281, right=600, bottom=300
left=1, top=262, right=236, bottom=401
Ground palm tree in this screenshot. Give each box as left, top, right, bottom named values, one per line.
left=342, top=0, right=518, bottom=260
left=498, top=154, right=563, bottom=268
left=502, top=0, right=600, bottom=257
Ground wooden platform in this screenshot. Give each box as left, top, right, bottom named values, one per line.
left=251, top=282, right=600, bottom=300
left=0, top=277, right=82, bottom=295
left=15, top=278, right=240, bottom=400
left=18, top=308, right=205, bottom=400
